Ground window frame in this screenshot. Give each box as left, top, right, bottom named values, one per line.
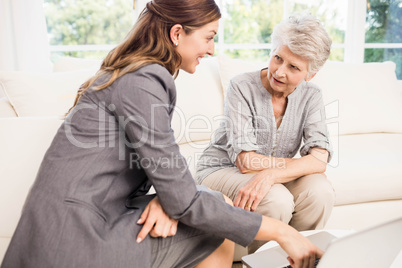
left=48, top=0, right=402, bottom=68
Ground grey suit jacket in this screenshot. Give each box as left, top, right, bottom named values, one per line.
left=2, top=64, right=261, bottom=268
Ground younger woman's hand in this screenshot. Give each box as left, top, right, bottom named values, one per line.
left=256, top=217, right=323, bottom=268
left=234, top=169, right=275, bottom=212
left=136, top=196, right=178, bottom=243
left=277, top=224, right=324, bottom=268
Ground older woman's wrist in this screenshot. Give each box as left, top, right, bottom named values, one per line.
left=261, top=168, right=277, bottom=185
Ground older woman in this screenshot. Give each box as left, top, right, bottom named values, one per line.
left=196, top=14, right=335, bottom=253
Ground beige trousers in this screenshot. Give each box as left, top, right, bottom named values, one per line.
left=201, top=167, right=336, bottom=253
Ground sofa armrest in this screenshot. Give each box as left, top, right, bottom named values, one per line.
left=0, top=117, right=63, bottom=238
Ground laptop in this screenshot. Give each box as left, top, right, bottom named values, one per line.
left=242, top=216, right=402, bottom=268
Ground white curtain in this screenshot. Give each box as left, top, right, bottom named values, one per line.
left=0, top=0, right=51, bottom=72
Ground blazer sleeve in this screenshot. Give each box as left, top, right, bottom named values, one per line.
left=111, top=64, right=261, bottom=246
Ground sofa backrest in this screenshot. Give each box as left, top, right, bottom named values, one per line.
left=173, top=57, right=223, bottom=145
left=1, top=55, right=401, bottom=136
left=216, top=55, right=402, bottom=136
left=0, top=57, right=225, bottom=146
left=311, top=60, right=402, bottom=135
left=0, top=69, right=96, bottom=118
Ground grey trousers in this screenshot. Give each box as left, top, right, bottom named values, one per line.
left=201, top=167, right=335, bottom=253
left=150, top=185, right=225, bottom=268
left=150, top=222, right=224, bottom=268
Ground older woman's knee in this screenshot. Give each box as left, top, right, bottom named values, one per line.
left=256, top=185, right=294, bottom=222
left=303, top=174, right=335, bottom=207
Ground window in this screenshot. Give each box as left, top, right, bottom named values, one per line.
left=364, top=0, right=402, bottom=79
left=216, top=0, right=348, bottom=62
left=216, top=0, right=401, bottom=78
left=44, top=0, right=401, bottom=79
left=44, top=0, right=134, bottom=59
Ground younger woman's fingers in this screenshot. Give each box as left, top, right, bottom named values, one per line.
left=169, top=222, right=177, bottom=236
left=137, top=218, right=155, bottom=243
left=137, top=205, right=150, bottom=224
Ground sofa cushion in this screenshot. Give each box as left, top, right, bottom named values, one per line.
left=311, top=61, right=402, bottom=135
left=178, top=140, right=211, bottom=176
left=0, top=117, right=63, bottom=238
left=0, top=78, right=16, bottom=118
left=325, top=200, right=402, bottom=231
left=327, top=133, right=402, bottom=206
left=179, top=133, right=402, bottom=208
left=0, top=97, right=17, bottom=117
left=0, top=69, right=96, bottom=117
left=0, top=83, right=5, bottom=98
left=218, top=55, right=266, bottom=98
left=173, top=57, right=224, bottom=144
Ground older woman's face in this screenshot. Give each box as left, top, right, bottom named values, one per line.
left=267, top=45, right=312, bottom=96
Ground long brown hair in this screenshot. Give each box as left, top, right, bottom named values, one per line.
left=68, top=0, right=221, bottom=114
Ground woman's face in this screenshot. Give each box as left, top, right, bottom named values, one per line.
left=176, top=20, right=219, bottom=74
left=267, top=45, right=313, bottom=96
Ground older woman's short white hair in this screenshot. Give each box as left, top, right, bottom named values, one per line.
left=270, top=13, right=332, bottom=76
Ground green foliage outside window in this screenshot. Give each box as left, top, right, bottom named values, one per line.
left=44, top=0, right=133, bottom=59
left=44, top=0, right=401, bottom=79
left=365, top=0, right=402, bottom=79
left=223, top=0, right=346, bottom=62
left=223, top=0, right=282, bottom=62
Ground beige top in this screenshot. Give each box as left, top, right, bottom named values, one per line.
left=195, top=69, right=332, bottom=184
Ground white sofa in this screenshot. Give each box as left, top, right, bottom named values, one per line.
left=1, top=56, right=402, bottom=263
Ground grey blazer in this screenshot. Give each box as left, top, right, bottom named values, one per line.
left=2, top=64, right=261, bottom=268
